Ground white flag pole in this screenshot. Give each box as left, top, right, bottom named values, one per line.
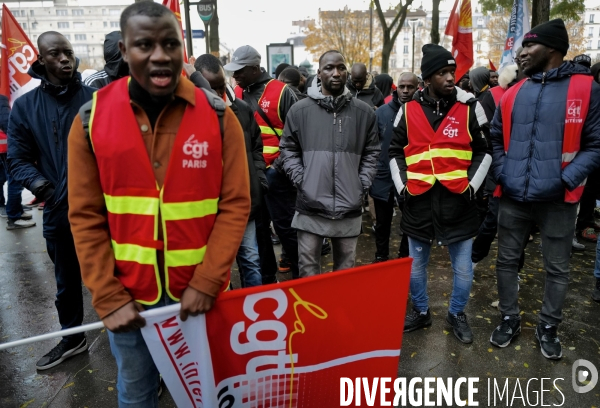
left=0, top=304, right=181, bottom=351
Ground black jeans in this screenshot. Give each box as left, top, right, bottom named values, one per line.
left=45, top=232, right=84, bottom=342
left=265, top=167, right=299, bottom=279
left=254, top=200, right=279, bottom=284
left=373, top=192, right=395, bottom=259
left=496, top=197, right=577, bottom=326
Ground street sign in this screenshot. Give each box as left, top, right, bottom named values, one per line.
left=197, top=0, right=215, bottom=23
left=183, top=29, right=205, bottom=39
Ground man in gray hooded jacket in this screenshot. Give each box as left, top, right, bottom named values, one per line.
left=280, top=50, right=380, bottom=276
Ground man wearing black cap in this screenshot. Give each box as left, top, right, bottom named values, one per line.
left=389, top=44, right=491, bottom=344
left=489, top=19, right=600, bottom=360
left=224, top=45, right=299, bottom=281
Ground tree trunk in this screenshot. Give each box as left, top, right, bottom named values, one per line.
left=531, top=0, right=550, bottom=28
left=209, top=0, right=219, bottom=56
left=381, top=31, right=393, bottom=73
left=430, top=0, right=441, bottom=44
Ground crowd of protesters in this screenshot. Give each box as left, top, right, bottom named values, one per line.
left=0, top=1, right=600, bottom=404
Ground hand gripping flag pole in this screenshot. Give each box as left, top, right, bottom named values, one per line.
left=0, top=304, right=181, bottom=351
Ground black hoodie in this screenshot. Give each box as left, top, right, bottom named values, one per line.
left=83, top=31, right=129, bottom=89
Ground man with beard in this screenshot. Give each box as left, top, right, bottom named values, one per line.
left=489, top=19, right=600, bottom=359
left=7, top=31, right=95, bottom=369
left=489, top=70, right=499, bottom=87
left=389, top=44, right=491, bottom=344
left=67, top=2, right=250, bottom=404
left=280, top=50, right=379, bottom=276
left=84, top=31, right=129, bottom=88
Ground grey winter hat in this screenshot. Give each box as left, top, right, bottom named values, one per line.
left=223, top=45, right=261, bottom=71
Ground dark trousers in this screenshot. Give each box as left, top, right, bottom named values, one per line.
left=576, top=169, right=600, bottom=231
left=265, top=167, right=299, bottom=279
left=46, top=232, right=84, bottom=341
left=373, top=193, right=395, bottom=259
left=496, top=197, right=577, bottom=326
left=255, top=200, right=278, bottom=284
left=0, top=154, right=24, bottom=220
left=0, top=156, right=6, bottom=207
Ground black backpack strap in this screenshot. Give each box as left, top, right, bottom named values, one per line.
left=254, top=105, right=280, bottom=138
left=79, top=100, right=94, bottom=153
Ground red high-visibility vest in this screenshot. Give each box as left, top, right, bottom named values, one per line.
left=493, top=75, right=593, bottom=203
left=89, top=77, right=224, bottom=304
left=490, top=86, right=506, bottom=106
left=235, top=79, right=286, bottom=166
left=0, top=130, right=7, bottom=154
left=404, top=101, right=473, bottom=195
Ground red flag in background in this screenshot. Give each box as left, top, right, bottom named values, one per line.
left=162, top=0, right=189, bottom=62
left=489, top=59, right=497, bottom=71
left=1, top=4, right=40, bottom=105
left=445, top=0, right=473, bottom=82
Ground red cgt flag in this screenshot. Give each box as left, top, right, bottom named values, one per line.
left=1, top=4, right=40, bottom=104
left=489, top=59, right=497, bottom=71
left=162, top=0, right=189, bottom=63
left=445, top=0, right=473, bottom=82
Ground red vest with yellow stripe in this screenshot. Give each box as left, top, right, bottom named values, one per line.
left=404, top=101, right=472, bottom=195
left=89, top=77, right=223, bottom=304
left=235, top=79, right=286, bottom=166
left=493, top=75, right=593, bottom=203
left=0, top=131, right=7, bottom=154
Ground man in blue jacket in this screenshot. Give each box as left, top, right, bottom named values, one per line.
left=489, top=19, right=600, bottom=359
left=7, top=31, right=95, bottom=369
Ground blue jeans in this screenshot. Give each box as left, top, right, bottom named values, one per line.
left=408, top=237, right=474, bottom=315
left=236, top=220, right=263, bottom=288
left=0, top=154, right=23, bottom=219
left=108, top=296, right=177, bottom=408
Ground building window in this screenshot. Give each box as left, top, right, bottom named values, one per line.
left=30, top=9, right=34, bottom=16
left=476, top=43, right=481, bottom=52
left=103, top=9, right=107, bottom=15
left=404, top=31, right=409, bottom=40
left=57, top=22, right=69, bottom=29
left=56, top=10, right=68, bottom=16
left=21, top=23, right=27, bottom=29
left=109, top=9, right=120, bottom=15
left=74, top=45, right=88, bottom=55
left=477, top=18, right=483, bottom=28
left=589, top=27, right=594, bottom=37
left=104, top=22, right=108, bottom=27
left=75, top=34, right=87, bottom=41
left=110, top=21, right=119, bottom=28
left=72, top=9, right=84, bottom=16
left=588, top=40, right=593, bottom=50
left=403, top=45, right=408, bottom=54
left=591, top=14, right=595, bottom=23
left=403, top=59, right=408, bottom=67
left=64, top=34, right=71, bottom=40
left=32, top=22, right=38, bottom=29
left=73, top=22, right=86, bottom=29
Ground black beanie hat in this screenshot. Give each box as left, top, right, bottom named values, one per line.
left=421, top=44, right=456, bottom=80
left=523, top=18, right=569, bottom=56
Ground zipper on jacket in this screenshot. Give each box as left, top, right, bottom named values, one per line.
left=52, top=120, right=58, bottom=144
left=339, top=118, right=342, bottom=133
left=333, top=112, right=337, bottom=125
left=524, top=73, right=546, bottom=200
left=332, top=111, right=336, bottom=215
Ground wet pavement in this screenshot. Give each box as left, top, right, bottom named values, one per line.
left=0, top=206, right=599, bottom=407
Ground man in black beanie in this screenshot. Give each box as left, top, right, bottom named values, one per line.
left=490, top=18, right=600, bottom=359
left=389, top=44, right=491, bottom=344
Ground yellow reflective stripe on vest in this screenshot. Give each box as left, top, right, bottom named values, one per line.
left=111, top=240, right=156, bottom=265
left=406, top=171, right=436, bottom=184
left=430, top=148, right=472, bottom=161
left=104, top=194, right=158, bottom=215
left=263, top=145, right=280, bottom=154
left=161, top=199, right=219, bottom=221
left=165, top=246, right=207, bottom=267
left=259, top=126, right=283, bottom=136
left=405, top=151, right=431, bottom=166
left=435, top=170, right=468, bottom=181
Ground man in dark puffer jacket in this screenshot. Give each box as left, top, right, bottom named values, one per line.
left=489, top=19, right=600, bottom=360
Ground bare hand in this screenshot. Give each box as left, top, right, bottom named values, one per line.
left=183, top=56, right=197, bottom=78
left=102, top=301, right=146, bottom=333
left=179, top=287, right=215, bottom=321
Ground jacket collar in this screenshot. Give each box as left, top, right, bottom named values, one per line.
left=244, top=71, right=273, bottom=93
left=528, top=61, right=592, bottom=82
left=29, top=59, right=83, bottom=97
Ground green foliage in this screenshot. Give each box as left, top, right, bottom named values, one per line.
left=480, top=0, right=584, bottom=22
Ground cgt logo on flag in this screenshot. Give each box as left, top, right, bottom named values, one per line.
left=141, top=259, right=412, bottom=407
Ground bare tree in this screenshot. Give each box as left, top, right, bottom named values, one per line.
left=430, top=0, right=441, bottom=44
left=531, top=0, right=550, bottom=27
left=373, top=0, right=415, bottom=73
